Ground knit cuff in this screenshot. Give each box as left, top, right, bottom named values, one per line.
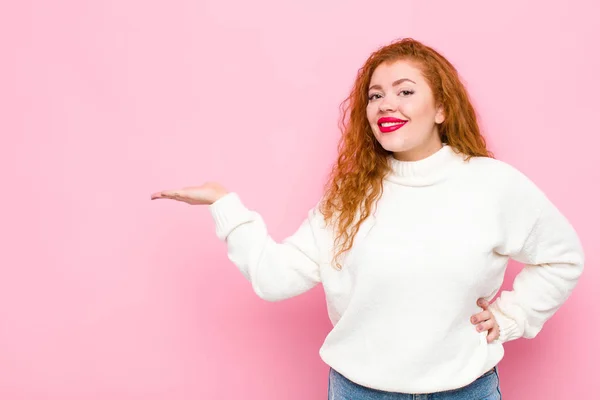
left=208, top=192, right=254, bottom=240
left=489, top=302, right=523, bottom=344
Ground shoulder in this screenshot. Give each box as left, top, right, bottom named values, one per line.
left=461, top=155, right=539, bottom=189
left=464, top=155, right=525, bottom=179
left=461, top=154, right=550, bottom=209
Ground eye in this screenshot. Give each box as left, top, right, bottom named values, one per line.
left=368, top=93, right=382, bottom=101
left=399, top=89, right=415, bottom=96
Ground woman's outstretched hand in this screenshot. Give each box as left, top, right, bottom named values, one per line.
left=150, top=182, right=229, bottom=205
left=471, top=298, right=500, bottom=343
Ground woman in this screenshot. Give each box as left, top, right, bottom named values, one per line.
left=151, top=38, right=584, bottom=399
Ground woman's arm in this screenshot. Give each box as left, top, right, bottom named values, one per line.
left=489, top=168, right=585, bottom=343
left=209, top=192, right=324, bottom=301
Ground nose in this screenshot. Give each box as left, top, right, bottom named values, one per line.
left=378, top=98, right=396, bottom=113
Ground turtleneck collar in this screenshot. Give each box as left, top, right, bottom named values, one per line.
left=384, top=144, right=466, bottom=187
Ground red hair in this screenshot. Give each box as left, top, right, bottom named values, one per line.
left=319, top=38, right=493, bottom=269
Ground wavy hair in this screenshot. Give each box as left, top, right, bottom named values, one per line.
left=319, top=38, right=493, bottom=269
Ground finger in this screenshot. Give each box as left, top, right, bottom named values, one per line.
left=477, top=298, right=489, bottom=309
left=150, top=190, right=181, bottom=200
left=150, top=191, right=168, bottom=200
left=476, top=319, right=496, bottom=333
left=487, top=323, right=500, bottom=343
left=471, top=310, right=492, bottom=325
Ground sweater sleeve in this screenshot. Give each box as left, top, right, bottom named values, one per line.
left=489, top=167, right=585, bottom=344
left=208, top=192, right=323, bottom=301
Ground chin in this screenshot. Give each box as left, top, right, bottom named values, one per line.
left=378, top=136, right=413, bottom=153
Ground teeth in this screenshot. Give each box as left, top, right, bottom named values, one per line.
left=381, top=122, right=404, bottom=127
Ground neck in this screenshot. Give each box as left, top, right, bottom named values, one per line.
left=392, top=133, right=444, bottom=161
left=386, top=144, right=466, bottom=187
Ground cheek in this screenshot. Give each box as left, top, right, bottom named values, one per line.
left=366, top=104, right=379, bottom=124
left=402, top=99, right=434, bottom=120
left=398, top=102, right=418, bottom=118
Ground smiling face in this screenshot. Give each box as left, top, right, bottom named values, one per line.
left=366, top=59, right=445, bottom=161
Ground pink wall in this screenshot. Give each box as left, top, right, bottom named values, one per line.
left=2, top=1, right=598, bottom=398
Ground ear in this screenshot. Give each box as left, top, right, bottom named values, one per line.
left=435, top=104, right=445, bottom=124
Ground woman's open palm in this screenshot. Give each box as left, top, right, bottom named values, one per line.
left=150, top=182, right=228, bottom=205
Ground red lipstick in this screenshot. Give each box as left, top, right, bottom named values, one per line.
left=377, top=117, right=408, bottom=133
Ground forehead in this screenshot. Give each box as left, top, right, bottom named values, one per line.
left=369, top=60, right=425, bottom=85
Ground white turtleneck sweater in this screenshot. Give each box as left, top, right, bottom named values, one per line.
left=208, top=145, right=584, bottom=393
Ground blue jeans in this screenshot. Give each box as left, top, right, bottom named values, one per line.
left=328, top=366, right=502, bottom=399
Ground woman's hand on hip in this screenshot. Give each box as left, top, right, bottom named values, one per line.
left=471, top=298, right=500, bottom=343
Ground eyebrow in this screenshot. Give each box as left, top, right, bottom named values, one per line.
left=368, top=78, right=416, bottom=92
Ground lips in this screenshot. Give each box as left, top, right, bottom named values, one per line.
left=377, top=117, right=408, bottom=133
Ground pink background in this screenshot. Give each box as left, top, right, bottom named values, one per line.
left=2, top=0, right=598, bottom=398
